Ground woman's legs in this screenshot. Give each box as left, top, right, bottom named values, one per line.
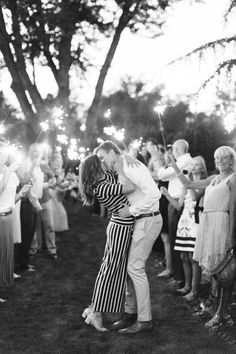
left=206, top=280, right=234, bottom=327
left=158, top=232, right=173, bottom=276
left=180, top=252, right=192, bottom=291
left=183, top=255, right=202, bottom=301
left=84, top=222, right=132, bottom=330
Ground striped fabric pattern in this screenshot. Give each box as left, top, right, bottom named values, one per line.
left=92, top=222, right=132, bottom=312
left=95, top=170, right=133, bottom=226
left=174, top=235, right=196, bottom=252
left=91, top=170, right=134, bottom=312
left=0, top=214, right=14, bottom=288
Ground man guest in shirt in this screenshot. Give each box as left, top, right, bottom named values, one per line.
left=15, top=143, right=44, bottom=272
left=156, top=139, right=192, bottom=285
left=96, top=141, right=162, bottom=334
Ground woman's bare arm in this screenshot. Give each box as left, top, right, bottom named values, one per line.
left=228, top=174, right=236, bottom=249
left=170, top=157, right=213, bottom=190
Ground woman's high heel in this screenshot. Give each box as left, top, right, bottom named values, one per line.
left=85, top=313, right=108, bottom=332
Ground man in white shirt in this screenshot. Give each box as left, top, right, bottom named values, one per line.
left=156, top=139, right=192, bottom=283
left=15, top=143, right=44, bottom=272
left=96, top=141, right=163, bottom=334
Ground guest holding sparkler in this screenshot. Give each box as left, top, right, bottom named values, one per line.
left=15, top=143, right=44, bottom=273
left=146, top=138, right=170, bottom=268
left=0, top=142, right=31, bottom=302
left=157, top=139, right=192, bottom=285
left=30, top=148, right=58, bottom=260
left=79, top=154, right=135, bottom=331
left=50, top=152, right=69, bottom=232
left=171, top=146, right=236, bottom=328
left=160, top=156, right=207, bottom=300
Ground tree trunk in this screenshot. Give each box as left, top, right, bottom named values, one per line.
left=86, top=1, right=137, bottom=146
left=0, top=8, right=38, bottom=136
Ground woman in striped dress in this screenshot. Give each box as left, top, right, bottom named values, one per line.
left=79, top=155, right=135, bottom=331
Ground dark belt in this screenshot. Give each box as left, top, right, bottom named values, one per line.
left=135, top=211, right=160, bottom=220
left=0, top=210, right=12, bottom=217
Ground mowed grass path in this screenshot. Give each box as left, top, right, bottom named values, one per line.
left=0, top=200, right=236, bottom=354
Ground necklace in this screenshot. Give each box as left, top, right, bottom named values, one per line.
left=214, top=171, right=232, bottom=185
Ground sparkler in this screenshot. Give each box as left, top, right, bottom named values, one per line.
left=57, top=134, right=68, bottom=145
left=80, top=123, right=86, bottom=132
left=4, top=143, right=24, bottom=163
left=223, top=112, right=236, bottom=133
left=36, top=120, right=50, bottom=142
left=97, top=138, right=104, bottom=144
left=103, top=109, right=126, bottom=146
left=130, top=138, right=143, bottom=150
left=154, top=104, right=167, bottom=150
left=0, top=123, right=6, bottom=135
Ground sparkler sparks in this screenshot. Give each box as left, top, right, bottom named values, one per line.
left=130, top=138, right=143, bottom=149
left=154, top=103, right=167, bottom=149
left=103, top=126, right=125, bottom=141
left=0, top=124, right=6, bottom=134
left=40, top=121, right=49, bottom=132
left=154, top=104, right=167, bottom=115
left=223, top=112, right=236, bottom=133
left=104, top=109, right=111, bottom=119
left=80, top=123, right=86, bottom=132
left=52, top=107, right=64, bottom=119
left=57, top=134, right=68, bottom=145
left=97, top=138, right=104, bottom=144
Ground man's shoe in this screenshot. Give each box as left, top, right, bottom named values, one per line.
left=111, top=313, right=137, bottom=331
left=119, top=321, right=152, bottom=334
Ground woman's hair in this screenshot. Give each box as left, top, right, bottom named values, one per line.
left=214, top=146, right=236, bottom=172
left=79, top=154, right=104, bottom=205
left=192, top=155, right=208, bottom=179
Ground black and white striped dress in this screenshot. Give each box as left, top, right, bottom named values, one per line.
left=91, top=170, right=134, bottom=313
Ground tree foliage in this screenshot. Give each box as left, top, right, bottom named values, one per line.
left=96, top=80, right=230, bottom=171
left=169, top=0, right=236, bottom=90
left=0, top=0, right=170, bottom=144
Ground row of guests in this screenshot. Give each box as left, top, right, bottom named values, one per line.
left=144, top=139, right=236, bottom=328
left=0, top=142, right=75, bottom=302
left=81, top=138, right=236, bottom=332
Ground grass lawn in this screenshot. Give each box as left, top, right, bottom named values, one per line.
left=0, top=199, right=236, bottom=354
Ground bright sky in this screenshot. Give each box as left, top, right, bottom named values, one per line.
left=1, top=0, right=236, bottom=115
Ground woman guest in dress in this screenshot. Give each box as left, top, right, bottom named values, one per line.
left=79, top=154, right=135, bottom=331
left=161, top=156, right=207, bottom=299
left=0, top=144, right=31, bottom=302
left=171, top=146, right=236, bottom=327
left=50, top=152, right=69, bottom=232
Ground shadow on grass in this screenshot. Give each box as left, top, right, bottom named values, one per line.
left=0, top=200, right=235, bottom=354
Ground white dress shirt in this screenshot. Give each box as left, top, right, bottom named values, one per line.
left=18, top=157, right=44, bottom=199
left=0, top=171, right=19, bottom=212
left=157, top=153, right=192, bottom=199
left=122, top=160, right=161, bottom=217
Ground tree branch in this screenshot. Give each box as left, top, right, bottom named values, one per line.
left=198, top=58, right=236, bottom=92
left=168, top=35, right=236, bottom=66
left=8, top=1, right=44, bottom=108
